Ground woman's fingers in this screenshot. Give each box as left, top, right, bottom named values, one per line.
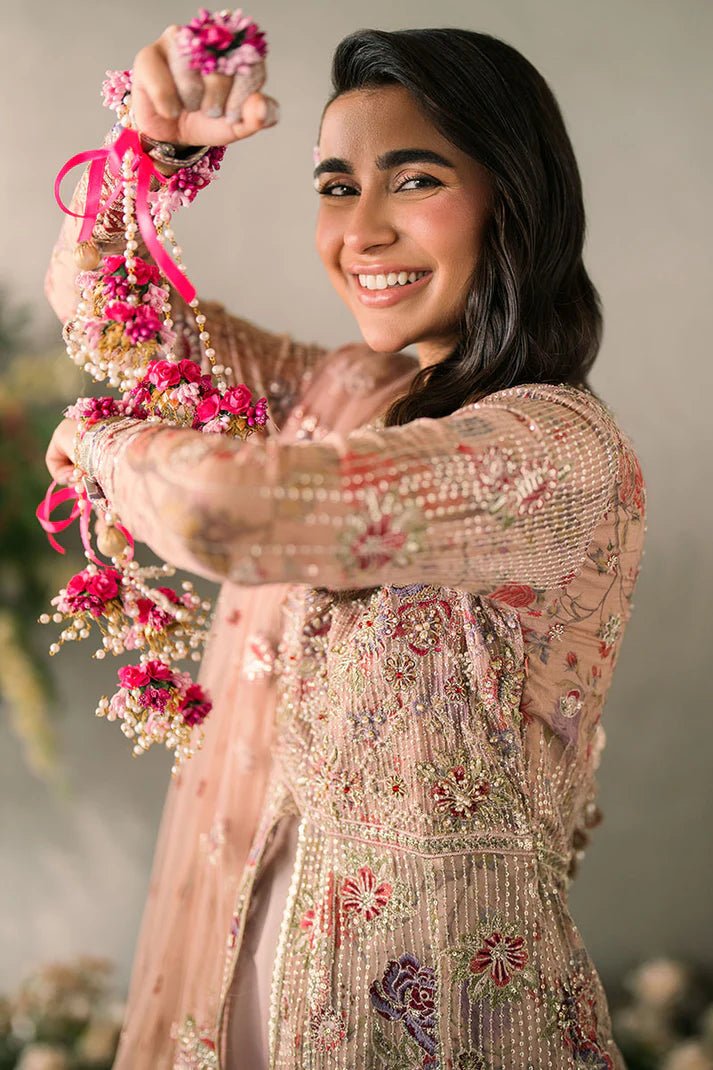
left=224, top=62, right=266, bottom=124
left=200, top=73, right=234, bottom=117
left=162, top=25, right=203, bottom=112
left=133, top=39, right=182, bottom=120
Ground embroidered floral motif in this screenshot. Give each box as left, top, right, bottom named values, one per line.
left=596, top=613, right=622, bottom=658
left=198, top=816, right=227, bottom=865
left=449, top=913, right=538, bottom=1007
left=487, top=582, right=538, bottom=608
left=543, top=952, right=615, bottom=1069
left=417, top=749, right=520, bottom=831
left=341, top=864, right=393, bottom=921
left=338, top=490, right=425, bottom=572
left=172, top=1015, right=218, bottom=1069
left=392, top=594, right=454, bottom=656
left=241, top=631, right=276, bottom=680
left=371, top=1020, right=440, bottom=1068
left=296, top=852, right=414, bottom=950
left=308, top=1004, right=347, bottom=1053
left=370, top=952, right=438, bottom=1058
left=383, top=652, right=418, bottom=690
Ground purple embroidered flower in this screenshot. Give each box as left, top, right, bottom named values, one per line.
left=369, top=952, right=437, bottom=1056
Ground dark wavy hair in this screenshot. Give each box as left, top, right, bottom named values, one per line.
left=321, top=28, right=603, bottom=425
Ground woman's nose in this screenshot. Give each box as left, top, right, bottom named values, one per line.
left=342, top=190, right=397, bottom=253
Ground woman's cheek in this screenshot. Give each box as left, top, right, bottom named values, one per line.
left=407, top=192, right=485, bottom=269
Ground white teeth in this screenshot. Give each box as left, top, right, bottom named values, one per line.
left=357, top=270, right=429, bottom=290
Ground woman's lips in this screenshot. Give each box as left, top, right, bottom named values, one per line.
left=350, top=271, right=433, bottom=307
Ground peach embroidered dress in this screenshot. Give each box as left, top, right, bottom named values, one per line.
left=66, top=300, right=647, bottom=1070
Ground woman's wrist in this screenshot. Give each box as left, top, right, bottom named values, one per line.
left=139, top=133, right=211, bottom=172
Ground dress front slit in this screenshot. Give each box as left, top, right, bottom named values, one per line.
left=224, top=813, right=301, bottom=1069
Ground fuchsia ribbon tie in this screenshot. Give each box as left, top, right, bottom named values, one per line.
left=54, top=126, right=196, bottom=304
left=36, top=480, right=134, bottom=564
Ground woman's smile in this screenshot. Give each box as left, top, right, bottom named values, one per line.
left=350, top=268, right=433, bottom=306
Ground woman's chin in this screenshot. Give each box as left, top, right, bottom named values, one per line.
left=355, top=321, right=416, bottom=356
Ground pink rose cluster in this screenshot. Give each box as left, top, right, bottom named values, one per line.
left=135, top=585, right=192, bottom=631
left=65, top=395, right=127, bottom=425
left=129, top=358, right=268, bottom=431
left=98, top=255, right=172, bottom=347
left=117, top=659, right=212, bottom=725
left=177, top=9, right=268, bottom=76
left=60, top=566, right=122, bottom=618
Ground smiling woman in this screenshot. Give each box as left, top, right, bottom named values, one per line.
left=314, top=93, right=493, bottom=368
left=43, top=18, right=646, bottom=1070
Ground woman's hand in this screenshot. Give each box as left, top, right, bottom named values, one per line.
left=131, top=24, right=278, bottom=147
left=45, top=417, right=81, bottom=486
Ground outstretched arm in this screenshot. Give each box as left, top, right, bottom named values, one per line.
left=76, top=382, right=622, bottom=592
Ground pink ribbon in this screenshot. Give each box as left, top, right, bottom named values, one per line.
left=36, top=481, right=134, bottom=565
left=54, top=127, right=196, bottom=304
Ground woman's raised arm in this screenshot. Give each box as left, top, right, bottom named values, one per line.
left=77, top=381, right=629, bottom=593
left=45, top=24, right=328, bottom=422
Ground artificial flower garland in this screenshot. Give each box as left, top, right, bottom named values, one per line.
left=40, top=17, right=269, bottom=775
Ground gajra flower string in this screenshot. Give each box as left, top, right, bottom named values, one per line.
left=39, top=9, right=269, bottom=775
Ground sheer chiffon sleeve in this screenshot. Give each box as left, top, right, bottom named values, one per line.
left=79, top=381, right=623, bottom=593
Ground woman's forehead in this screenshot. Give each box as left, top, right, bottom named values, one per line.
left=319, top=86, right=446, bottom=156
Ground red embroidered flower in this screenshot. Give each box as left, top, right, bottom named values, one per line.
left=469, top=930, right=529, bottom=987
left=393, top=597, right=452, bottom=656
left=430, top=764, right=490, bottom=819
left=341, top=866, right=393, bottom=922
left=349, top=515, right=408, bottom=571
left=487, top=583, right=536, bottom=608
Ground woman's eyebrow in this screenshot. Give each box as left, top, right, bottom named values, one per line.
left=313, top=148, right=455, bottom=180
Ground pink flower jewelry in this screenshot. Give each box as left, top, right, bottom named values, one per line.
left=176, top=8, right=267, bottom=76
left=42, top=12, right=270, bottom=774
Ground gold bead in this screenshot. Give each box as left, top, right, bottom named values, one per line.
left=96, top=519, right=128, bottom=557
left=74, top=240, right=101, bottom=270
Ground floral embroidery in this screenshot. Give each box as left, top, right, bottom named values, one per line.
left=198, top=816, right=228, bottom=865
left=308, top=1004, right=347, bottom=1053
left=383, top=652, right=418, bottom=690
left=417, top=749, right=520, bottom=831
left=597, top=613, right=622, bottom=658
left=454, top=1051, right=488, bottom=1070
left=512, top=459, right=560, bottom=517
left=241, top=632, right=276, bottom=679
left=543, top=952, right=614, bottom=1068
left=370, top=952, right=438, bottom=1058
left=341, top=864, right=393, bottom=921
left=392, top=594, right=454, bottom=656
left=338, top=489, right=425, bottom=572
left=172, top=1015, right=218, bottom=1069
left=346, top=706, right=389, bottom=744
left=487, top=582, right=538, bottom=608
left=449, top=913, right=538, bottom=1007
left=297, top=853, right=414, bottom=952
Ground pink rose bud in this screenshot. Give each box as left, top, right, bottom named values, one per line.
left=196, top=393, right=221, bottom=422
left=179, top=359, right=203, bottom=383
left=118, top=665, right=150, bottom=689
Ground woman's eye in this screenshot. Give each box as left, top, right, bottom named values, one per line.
left=398, top=175, right=440, bottom=191
left=317, top=183, right=355, bottom=197
left=316, top=175, right=441, bottom=197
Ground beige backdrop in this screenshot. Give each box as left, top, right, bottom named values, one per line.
left=1, top=0, right=711, bottom=999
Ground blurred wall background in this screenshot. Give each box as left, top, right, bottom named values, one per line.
left=1, top=0, right=711, bottom=1017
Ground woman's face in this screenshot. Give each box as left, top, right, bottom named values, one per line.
left=315, top=84, right=493, bottom=367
